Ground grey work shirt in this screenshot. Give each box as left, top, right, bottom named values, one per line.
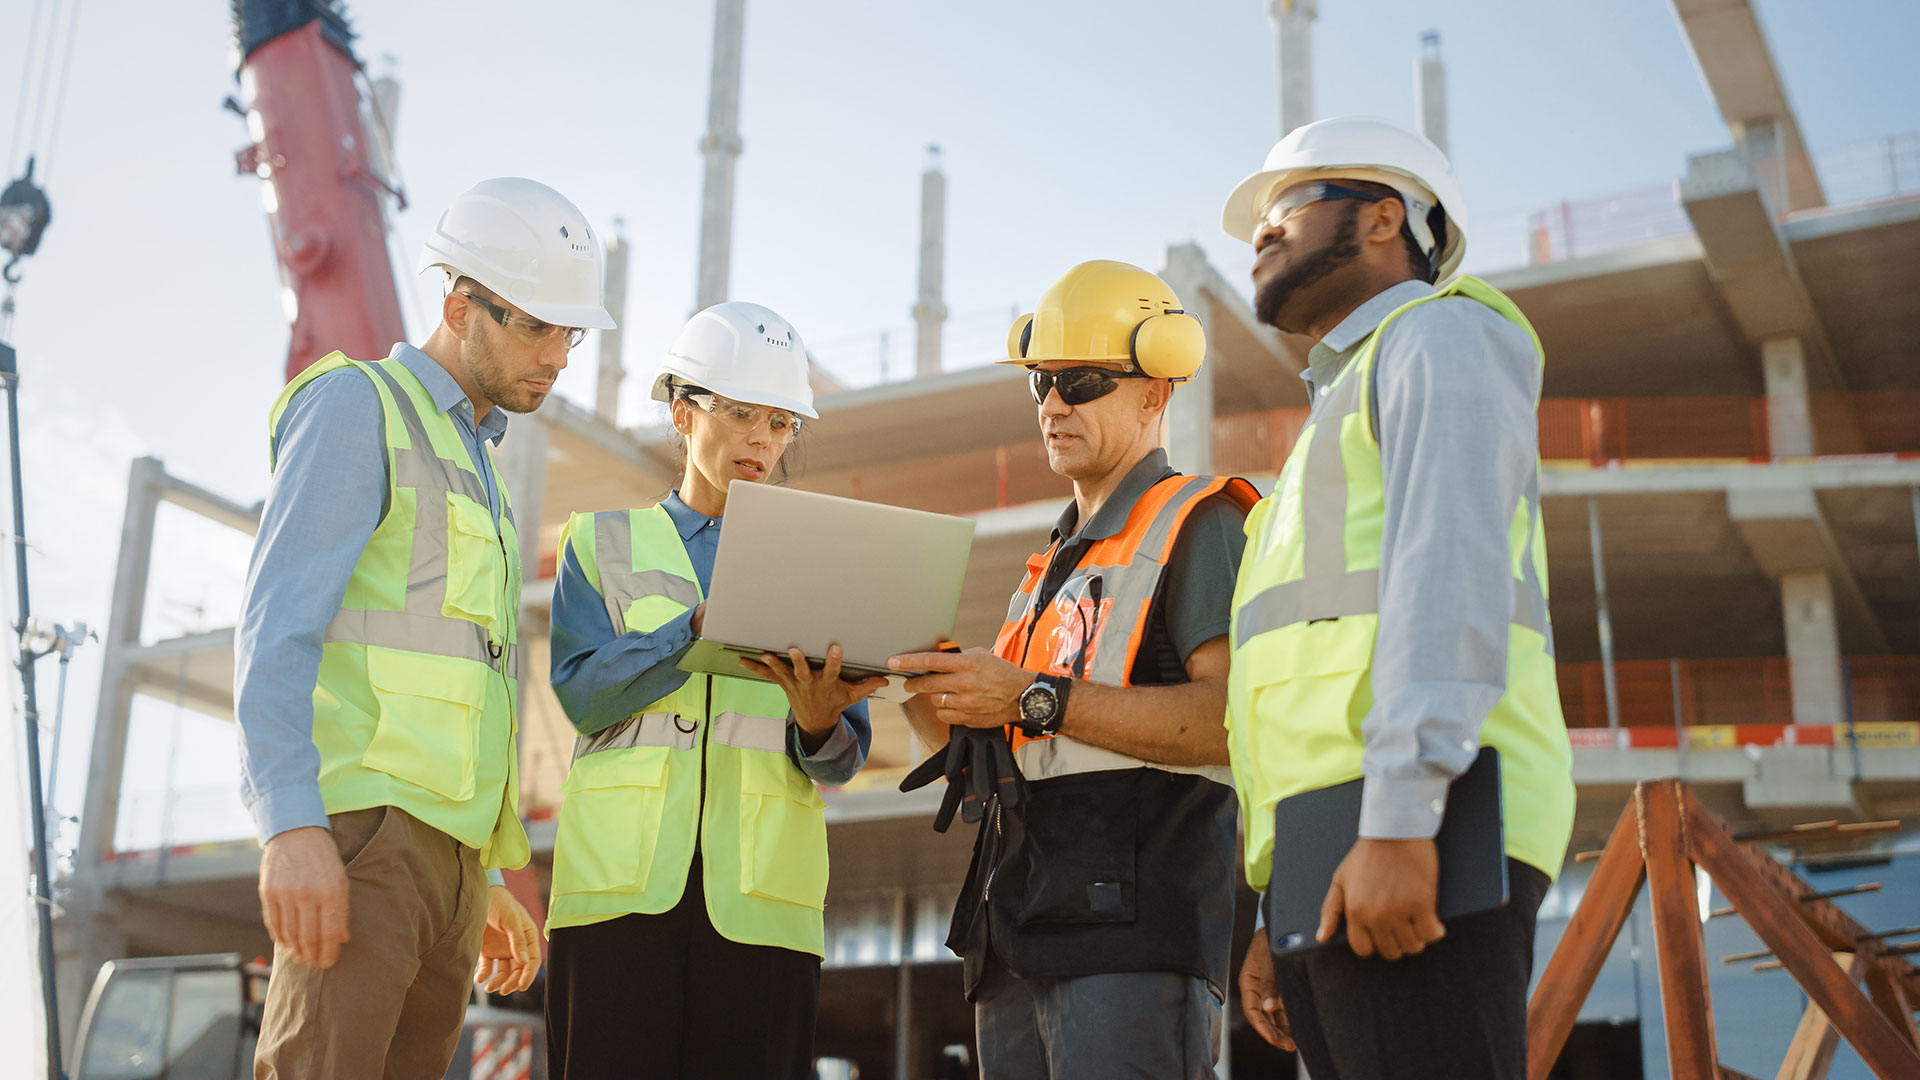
left=1299, top=279, right=1545, bottom=841
left=235, top=344, right=510, bottom=851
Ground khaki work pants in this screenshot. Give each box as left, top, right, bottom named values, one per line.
left=254, top=805, right=486, bottom=1080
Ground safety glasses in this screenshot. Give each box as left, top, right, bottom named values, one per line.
left=682, top=390, right=803, bottom=439
left=1257, top=181, right=1388, bottom=233
left=1028, top=366, right=1148, bottom=407
left=460, top=291, right=588, bottom=349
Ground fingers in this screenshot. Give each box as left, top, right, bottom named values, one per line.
left=889, top=651, right=969, bottom=673
left=259, top=889, right=283, bottom=952
left=1266, top=996, right=1295, bottom=1051
left=292, top=896, right=321, bottom=969
left=818, top=645, right=843, bottom=683
left=315, top=883, right=349, bottom=969
left=1316, top=879, right=1345, bottom=946
left=1414, top=909, right=1447, bottom=948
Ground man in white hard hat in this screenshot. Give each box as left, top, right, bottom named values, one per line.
left=237, top=177, right=615, bottom=1078
left=1220, top=118, right=1574, bottom=1079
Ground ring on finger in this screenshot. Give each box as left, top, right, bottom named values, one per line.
left=941, top=692, right=950, bottom=709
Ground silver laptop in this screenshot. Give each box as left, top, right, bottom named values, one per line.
left=676, top=481, right=976, bottom=684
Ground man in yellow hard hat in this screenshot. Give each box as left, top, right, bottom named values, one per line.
left=1221, top=117, right=1575, bottom=1079
left=890, top=261, right=1258, bottom=1078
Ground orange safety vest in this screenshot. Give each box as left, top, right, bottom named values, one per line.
left=993, top=473, right=1260, bottom=782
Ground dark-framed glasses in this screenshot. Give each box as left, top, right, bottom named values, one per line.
left=1028, top=366, right=1148, bottom=407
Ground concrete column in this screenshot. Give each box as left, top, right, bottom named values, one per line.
left=913, top=146, right=948, bottom=379
left=1269, top=0, right=1317, bottom=137
left=1414, top=31, right=1448, bottom=157
left=1160, top=244, right=1214, bottom=474
left=695, top=0, right=747, bottom=311
left=595, top=228, right=629, bottom=426
left=1761, top=335, right=1814, bottom=457
left=1781, top=567, right=1846, bottom=726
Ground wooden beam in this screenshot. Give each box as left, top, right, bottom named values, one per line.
left=1862, top=958, right=1920, bottom=1052
left=1773, top=952, right=1862, bottom=1080
left=1643, top=780, right=1720, bottom=1080
left=1686, top=795, right=1920, bottom=1078
left=1527, top=801, right=1647, bottom=1080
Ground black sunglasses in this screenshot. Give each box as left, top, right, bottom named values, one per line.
left=1028, top=366, right=1148, bottom=407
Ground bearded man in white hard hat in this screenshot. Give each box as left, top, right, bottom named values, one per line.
left=1220, top=118, right=1574, bottom=1079
left=236, top=177, right=614, bottom=1078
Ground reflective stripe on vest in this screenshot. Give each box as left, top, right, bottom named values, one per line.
left=546, top=505, right=828, bottom=956
left=266, top=352, right=526, bottom=868
left=994, top=473, right=1257, bottom=787
left=320, top=361, right=519, bottom=675
left=1227, top=276, right=1575, bottom=890
left=1231, top=348, right=1552, bottom=651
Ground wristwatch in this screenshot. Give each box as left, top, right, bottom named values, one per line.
left=1015, top=673, right=1072, bottom=737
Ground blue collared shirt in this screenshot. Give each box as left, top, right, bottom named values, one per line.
left=236, top=344, right=509, bottom=847
left=548, top=491, right=870, bottom=786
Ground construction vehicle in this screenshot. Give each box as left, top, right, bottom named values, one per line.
left=70, top=953, right=543, bottom=1080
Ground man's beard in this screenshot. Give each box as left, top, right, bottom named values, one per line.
left=466, top=335, right=550, bottom=414
left=1254, top=205, right=1362, bottom=330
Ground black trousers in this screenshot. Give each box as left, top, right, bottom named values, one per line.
left=545, top=858, right=821, bottom=1080
left=1270, top=858, right=1550, bottom=1080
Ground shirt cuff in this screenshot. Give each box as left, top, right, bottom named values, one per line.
left=790, top=718, right=860, bottom=787
left=250, top=784, right=332, bottom=846
left=1358, top=772, right=1450, bottom=841
left=487, top=869, right=506, bottom=888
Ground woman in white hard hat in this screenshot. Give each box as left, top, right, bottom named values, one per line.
left=541, top=302, right=880, bottom=1080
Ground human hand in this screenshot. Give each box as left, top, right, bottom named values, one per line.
left=1238, top=927, right=1294, bottom=1050
left=889, top=647, right=1033, bottom=730
left=258, top=826, right=350, bottom=969
left=474, top=884, right=542, bottom=994
left=742, top=645, right=887, bottom=749
left=1317, top=837, right=1445, bottom=960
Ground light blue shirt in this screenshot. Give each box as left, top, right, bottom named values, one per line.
left=235, top=344, right=511, bottom=867
left=548, top=491, right=870, bottom=786
left=1301, top=280, right=1544, bottom=842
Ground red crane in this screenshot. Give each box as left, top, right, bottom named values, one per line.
left=231, top=0, right=404, bottom=381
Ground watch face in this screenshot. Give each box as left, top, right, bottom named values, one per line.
left=1021, top=684, right=1056, bottom=721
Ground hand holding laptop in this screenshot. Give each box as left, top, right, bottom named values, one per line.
left=739, top=644, right=889, bottom=750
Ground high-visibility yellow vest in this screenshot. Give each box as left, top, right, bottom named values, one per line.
left=267, top=353, right=529, bottom=870
left=1227, top=277, right=1574, bottom=892
left=545, top=507, right=830, bottom=957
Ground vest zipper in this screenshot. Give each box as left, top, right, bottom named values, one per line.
left=695, top=674, right=714, bottom=854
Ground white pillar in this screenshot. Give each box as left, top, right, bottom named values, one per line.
left=1781, top=568, right=1846, bottom=726
left=498, top=413, right=551, bottom=747
left=1761, top=335, right=1814, bottom=458
left=1414, top=30, right=1448, bottom=157
left=695, top=0, right=746, bottom=312
left=913, top=145, right=948, bottom=379
left=1269, top=0, right=1317, bottom=137
left=595, top=227, right=629, bottom=426
left=1161, top=243, right=1215, bottom=474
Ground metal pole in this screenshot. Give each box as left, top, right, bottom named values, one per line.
left=1587, top=496, right=1621, bottom=732
left=0, top=340, right=64, bottom=1080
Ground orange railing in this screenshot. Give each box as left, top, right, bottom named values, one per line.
left=1555, top=656, right=1920, bottom=729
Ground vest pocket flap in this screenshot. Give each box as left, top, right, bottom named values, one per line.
left=366, top=648, right=491, bottom=708
left=361, top=648, right=486, bottom=802
left=560, top=748, right=669, bottom=794
left=1244, top=615, right=1377, bottom=682
left=443, top=492, right=505, bottom=632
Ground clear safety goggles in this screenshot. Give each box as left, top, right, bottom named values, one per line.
left=460, top=291, right=588, bottom=349
left=680, top=389, right=803, bottom=439
left=1256, top=181, right=1391, bottom=233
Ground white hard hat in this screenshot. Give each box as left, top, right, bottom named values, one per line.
left=418, top=177, right=617, bottom=329
left=1221, top=116, right=1469, bottom=281
left=651, top=302, right=818, bottom=419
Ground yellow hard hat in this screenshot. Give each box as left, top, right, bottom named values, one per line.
left=1002, top=261, right=1205, bottom=380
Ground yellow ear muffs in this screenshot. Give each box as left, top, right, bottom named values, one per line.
left=1007, top=313, right=1036, bottom=360
left=1130, top=310, right=1205, bottom=380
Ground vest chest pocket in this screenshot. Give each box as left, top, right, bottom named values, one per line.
left=736, top=751, right=829, bottom=910
left=443, top=492, right=505, bottom=635
left=553, top=747, right=671, bottom=896
left=1240, top=616, right=1379, bottom=782
left=361, top=648, right=488, bottom=801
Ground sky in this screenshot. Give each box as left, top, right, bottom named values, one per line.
left=1, top=0, right=1916, bottom=852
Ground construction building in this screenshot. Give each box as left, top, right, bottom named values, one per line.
left=49, top=0, right=1920, bottom=1077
